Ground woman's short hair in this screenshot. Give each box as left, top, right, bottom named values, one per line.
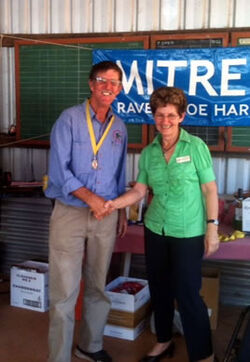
left=150, top=87, right=187, bottom=116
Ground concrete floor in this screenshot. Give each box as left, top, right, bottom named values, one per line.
left=0, top=276, right=245, bottom=362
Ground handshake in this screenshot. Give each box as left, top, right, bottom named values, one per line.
left=91, top=197, right=118, bottom=221
left=92, top=196, right=127, bottom=238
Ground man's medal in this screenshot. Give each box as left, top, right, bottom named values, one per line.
left=91, top=157, right=98, bottom=169
left=86, top=100, right=115, bottom=170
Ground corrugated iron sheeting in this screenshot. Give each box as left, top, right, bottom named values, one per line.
left=1, top=197, right=250, bottom=307
left=203, top=260, right=250, bottom=307
left=130, top=255, right=250, bottom=307
left=0, top=197, right=52, bottom=274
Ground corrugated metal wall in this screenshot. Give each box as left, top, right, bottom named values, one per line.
left=130, top=254, right=250, bottom=306
left=1, top=196, right=250, bottom=306
left=0, top=197, right=52, bottom=274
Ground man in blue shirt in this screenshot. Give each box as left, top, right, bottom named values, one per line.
left=45, top=61, right=128, bottom=362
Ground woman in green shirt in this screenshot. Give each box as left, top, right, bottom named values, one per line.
left=105, top=87, right=219, bottom=362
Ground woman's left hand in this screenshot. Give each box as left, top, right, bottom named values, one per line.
left=201, top=180, right=220, bottom=256
left=204, top=223, right=220, bottom=256
left=117, top=208, right=128, bottom=238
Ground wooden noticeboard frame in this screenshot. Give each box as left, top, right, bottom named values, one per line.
left=151, top=31, right=229, bottom=49
left=14, top=35, right=149, bottom=150
left=227, top=31, right=250, bottom=153
left=150, top=32, right=229, bottom=152
left=231, top=31, right=250, bottom=47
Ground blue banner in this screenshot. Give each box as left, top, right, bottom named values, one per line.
left=93, top=48, right=250, bottom=126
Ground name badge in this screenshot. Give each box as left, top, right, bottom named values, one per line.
left=176, top=155, right=191, bottom=163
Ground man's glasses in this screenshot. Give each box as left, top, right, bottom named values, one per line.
left=94, top=76, right=122, bottom=87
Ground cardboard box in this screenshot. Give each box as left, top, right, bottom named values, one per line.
left=104, top=318, right=149, bottom=341
left=200, top=267, right=220, bottom=330
left=243, top=197, right=250, bottom=232
left=107, top=301, right=151, bottom=328
left=150, top=267, right=220, bottom=334
left=11, top=260, right=49, bottom=312
left=105, top=276, right=150, bottom=312
left=104, top=277, right=150, bottom=340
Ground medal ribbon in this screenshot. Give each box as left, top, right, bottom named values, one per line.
left=86, top=99, right=115, bottom=157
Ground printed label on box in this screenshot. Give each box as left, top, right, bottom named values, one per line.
left=10, top=261, right=49, bottom=312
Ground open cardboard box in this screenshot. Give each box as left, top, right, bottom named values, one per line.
left=104, top=276, right=151, bottom=340
left=200, top=267, right=220, bottom=330
left=151, top=267, right=220, bottom=334
left=10, top=260, right=49, bottom=312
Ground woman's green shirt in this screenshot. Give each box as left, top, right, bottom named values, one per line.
left=136, top=128, right=216, bottom=237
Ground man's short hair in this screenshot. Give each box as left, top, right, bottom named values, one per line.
left=89, top=61, right=123, bottom=81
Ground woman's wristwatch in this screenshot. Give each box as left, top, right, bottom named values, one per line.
left=207, top=219, right=219, bottom=225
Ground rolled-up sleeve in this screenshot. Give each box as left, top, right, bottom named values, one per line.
left=45, top=100, right=128, bottom=206
left=47, top=111, right=83, bottom=198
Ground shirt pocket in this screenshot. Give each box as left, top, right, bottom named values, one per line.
left=169, top=160, right=198, bottom=196
left=110, top=142, right=123, bottom=169
left=174, top=160, right=197, bottom=180
left=71, top=140, right=92, bottom=173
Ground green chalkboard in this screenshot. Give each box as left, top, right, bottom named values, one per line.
left=181, top=126, right=220, bottom=146
left=15, top=36, right=148, bottom=148
left=231, top=127, right=250, bottom=148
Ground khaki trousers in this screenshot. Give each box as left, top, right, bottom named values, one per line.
left=48, top=201, right=118, bottom=362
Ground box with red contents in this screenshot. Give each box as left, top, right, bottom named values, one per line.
left=104, top=277, right=151, bottom=340
left=105, top=277, right=150, bottom=312
left=111, top=281, right=144, bottom=295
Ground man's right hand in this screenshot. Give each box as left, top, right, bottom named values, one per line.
left=89, top=194, right=113, bottom=220
left=72, top=187, right=112, bottom=220
left=93, top=199, right=117, bottom=220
